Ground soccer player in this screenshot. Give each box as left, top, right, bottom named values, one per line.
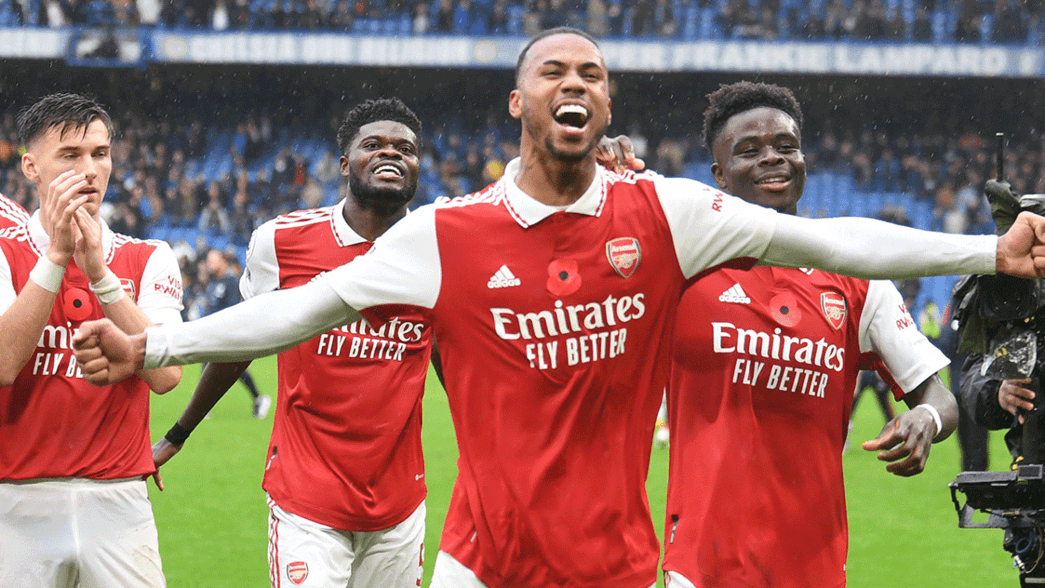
left=0, top=93, right=183, bottom=587
left=661, top=81, right=959, bottom=588
left=74, top=28, right=1045, bottom=588
left=151, top=98, right=432, bottom=588
left=0, top=192, right=30, bottom=228
left=199, top=248, right=271, bottom=419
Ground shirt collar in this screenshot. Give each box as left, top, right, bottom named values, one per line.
left=27, top=211, right=115, bottom=259
left=331, top=198, right=367, bottom=246
left=500, top=158, right=606, bottom=228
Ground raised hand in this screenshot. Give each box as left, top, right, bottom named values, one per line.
left=72, top=207, right=106, bottom=281
left=595, top=135, right=645, bottom=174
left=41, top=170, right=90, bottom=266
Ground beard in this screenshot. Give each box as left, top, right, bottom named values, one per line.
left=348, top=167, right=417, bottom=209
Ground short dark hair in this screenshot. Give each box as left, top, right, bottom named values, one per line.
left=17, top=92, right=114, bottom=149
left=702, top=81, right=803, bottom=154
left=336, top=98, right=422, bottom=156
left=515, top=26, right=600, bottom=85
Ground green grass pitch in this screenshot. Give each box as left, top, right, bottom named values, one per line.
left=149, top=359, right=1022, bottom=587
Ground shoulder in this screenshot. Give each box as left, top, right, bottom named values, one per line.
left=269, top=205, right=336, bottom=230
left=433, top=179, right=506, bottom=211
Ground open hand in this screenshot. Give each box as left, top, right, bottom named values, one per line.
left=861, top=407, right=936, bottom=476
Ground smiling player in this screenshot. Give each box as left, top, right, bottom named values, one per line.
left=152, top=98, right=433, bottom=588
left=662, top=81, right=958, bottom=588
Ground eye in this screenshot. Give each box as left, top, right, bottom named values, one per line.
left=399, top=144, right=416, bottom=155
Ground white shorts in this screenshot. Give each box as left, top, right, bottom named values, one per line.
left=267, top=497, right=425, bottom=588
left=430, top=551, right=657, bottom=588
left=664, top=570, right=697, bottom=588
left=0, top=477, right=165, bottom=588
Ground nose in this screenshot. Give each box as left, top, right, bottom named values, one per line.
left=78, top=154, right=98, bottom=181
left=377, top=143, right=402, bottom=158
left=758, top=147, right=784, bottom=166
left=560, top=69, right=586, bottom=93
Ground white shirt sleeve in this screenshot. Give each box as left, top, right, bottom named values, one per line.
left=763, top=215, right=997, bottom=278
left=240, top=220, right=280, bottom=300
left=324, top=204, right=442, bottom=311
left=654, top=176, right=778, bottom=279
left=0, top=251, right=14, bottom=315
left=137, top=241, right=184, bottom=327
left=144, top=276, right=353, bottom=368
left=859, top=279, right=949, bottom=393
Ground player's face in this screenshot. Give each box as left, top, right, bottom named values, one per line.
left=711, top=107, right=805, bottom=214
left=509, top=33, right=611, bottom=162
left=342, top=120, right=420, bottom=208
left=21, top=118, right=111, bottom=219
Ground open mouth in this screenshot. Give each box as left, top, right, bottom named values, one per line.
left=554, top=104, right=590, bottom=129
left=755, top=175, right=791, bottom=191
left=372, top=163, right=404, bottom=180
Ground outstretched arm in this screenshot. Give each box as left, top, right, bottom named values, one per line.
left=861, top=373, right=958, bottom=477
left=74, top=278, right=355, bottom=385
left=762, top=211, right=1045, bottom=280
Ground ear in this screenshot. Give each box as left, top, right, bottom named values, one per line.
left=711, top=162, right=727, bottom=190
left=607, top=97, right=612, bottom=126
left=21, top=153, right=39, bottom=184
left=508, top=89, right=523, bottom=120
left=339, top=155, right=349, bottom=177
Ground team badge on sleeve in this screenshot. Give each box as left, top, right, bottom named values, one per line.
left=120, top=278, right=137, bottom=303
left=820, top=292, right=847, bottom=330
left=287, top=561, right=308, bottom=585
left=606, top=237, right=641, bottom=279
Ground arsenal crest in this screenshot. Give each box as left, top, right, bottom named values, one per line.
left=820, top=292, right=847, bottom=330
left=606, top=237, right=641, bottom=279
left=287, top=561, right=308, bottom=585
left=120, top=278, right=137, bottom=303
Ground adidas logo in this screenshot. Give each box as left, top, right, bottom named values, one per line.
left=487, top=265, right=521, bottom=289
left=718, top=283, right=751, bottom=304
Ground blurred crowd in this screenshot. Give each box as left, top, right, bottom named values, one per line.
left=0, top=68, right=1039, bottom=275
left=7, top=0, right=1044, bottom=45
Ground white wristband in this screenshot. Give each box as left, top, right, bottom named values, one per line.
left=29, top=257, right=65, bottom=293
left=90, top=270, right=125, bottom=305
left=915, top=404, right=942, bottom=439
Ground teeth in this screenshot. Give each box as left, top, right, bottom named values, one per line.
left=375, top=165, right=401, bottom=176
left=555, top=104, right=588, bottom=118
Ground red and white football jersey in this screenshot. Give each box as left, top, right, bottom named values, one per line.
left=323, top=160, right=778, bottom=588
left=241, top=200, right=431, bottom=532
left=0, top=214, right=182, bottom=480
left=663, top=266, right=948, bottom=588
left=0, top=193, right=29, bottom=230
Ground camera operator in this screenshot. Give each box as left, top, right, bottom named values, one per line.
left=957, top=178, right=1045, bottom=468
left=961, top=349, right=1043, bottom=467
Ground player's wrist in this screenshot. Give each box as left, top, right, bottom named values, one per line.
left=914, top=404, right=943, bottom=440
left=29, top=256, right=66, bottom=293
left=90, top=269, right=125, bottom=305
left=164, top=421, right=194, bottom=446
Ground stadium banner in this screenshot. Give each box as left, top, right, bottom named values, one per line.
left=148, top=32, right=1045, bottom=77
left=0, top=27, right=68, bottom=59
left=2, top=26, right=1044, bottom=77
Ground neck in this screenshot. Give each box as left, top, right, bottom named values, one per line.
left=342, top=196, right=408, bottom=242
left=514, top=139, right=598, bottom=207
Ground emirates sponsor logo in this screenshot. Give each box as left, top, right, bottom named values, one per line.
left=287, top=561, right=308, bottom=585
left=487, top=265, right=521, bottom=289
left=711, top=321, right=845, bottom=372
left=820, top=292, right=847, bottom=330
left=718, top=283, right=750, bottom=304
left=606, top=237, right=641, bottom=279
